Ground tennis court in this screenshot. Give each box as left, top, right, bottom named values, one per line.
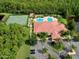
left=6, top=15, right=28, bottom=25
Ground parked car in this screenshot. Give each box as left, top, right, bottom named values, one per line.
left=30, top=49, right=35, bottom=54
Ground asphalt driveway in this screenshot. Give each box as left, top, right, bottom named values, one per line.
left=30, top=41, right=60, bottom=59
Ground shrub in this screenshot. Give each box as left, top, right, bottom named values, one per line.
left=65, top=55, right=72, bottom=59
left=42, top=48, right=48, bottom=53
left=48, top=54, right=56, bottom=59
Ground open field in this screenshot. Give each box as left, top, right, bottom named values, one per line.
left=16, top=44, right=30, bottom=59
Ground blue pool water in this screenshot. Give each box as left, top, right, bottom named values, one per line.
left=47, top=17, right=53, bottom=22
left=36, top=17, right=54, bottom=22
left=36, top=18, right=44, bottom=22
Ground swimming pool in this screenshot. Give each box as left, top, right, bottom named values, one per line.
left=47, top=17, right=53, bottom=22
left=36, top=18, right=44, bottom=22
left=35, top=17, right=55, bottom=22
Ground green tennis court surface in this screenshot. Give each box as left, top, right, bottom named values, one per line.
left=6, top=15, right=28, bottom=25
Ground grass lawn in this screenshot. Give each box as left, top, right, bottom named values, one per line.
left=16, top=44, right=30, bottom=59
left=58, top=18, right=68, bottom=25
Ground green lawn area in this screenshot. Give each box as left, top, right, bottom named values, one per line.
left=6, top=15, right=28, bottom=25
left=16, top=44, right=30, bottom=59
left=58, top=18, right=68, bottom=25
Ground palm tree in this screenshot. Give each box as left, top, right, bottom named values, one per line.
left=37, top=32, right=48, bottom=42
left=29, top=33, right=37, bottom=46
left=37, top=32, right=48, bottom=48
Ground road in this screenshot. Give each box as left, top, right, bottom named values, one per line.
left=45, top=41, right=61, bottom=59
left=30, top=41, right=60, bottom=59
left=76, top=22, right=79, bottom=32
left=61, top=39, right=79, bottom=59
left=71, top=41, right=79, bottom=59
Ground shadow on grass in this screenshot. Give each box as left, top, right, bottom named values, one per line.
left=25, top=40, right=30, bottom=45
left=25, top=40, right=37, bottom=46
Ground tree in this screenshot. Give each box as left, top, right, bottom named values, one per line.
left=0, top=23, right=30, bottom=59
left=48, top=54, right=56, bottom=59
left=68, top=19, right=77, bottom=31
left=74, top=33, right=79, bottom=41
left=0, top=0, right=79, bottom=17
left=67, top=19, right=77, bottom=37
left=42, top=48, right=48, bottom=53
left=29, top=33, right=37, bottom=46
left=37, top=32, right=48, bottom=42
left=65, top=55, right=72, bottom=59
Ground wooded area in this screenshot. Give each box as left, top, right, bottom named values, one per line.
left=0, top=0, right=79, bottom=17
left=0, top=23, right=30, bottom=59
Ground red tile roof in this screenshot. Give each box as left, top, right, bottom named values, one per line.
left=34, top=20, right=67, bottom=39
